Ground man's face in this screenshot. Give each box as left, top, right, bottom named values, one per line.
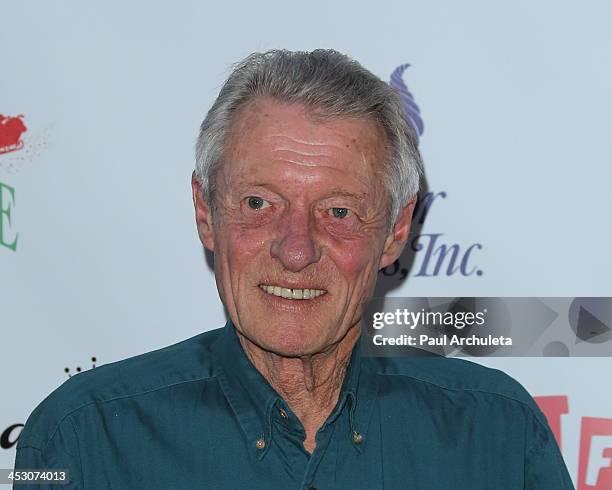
left=193, top=98, right=414, bottom=357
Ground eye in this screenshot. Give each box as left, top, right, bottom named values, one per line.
left=246, top=196, right=270, bottom=210
left=329, top=207, right=350, bottom=219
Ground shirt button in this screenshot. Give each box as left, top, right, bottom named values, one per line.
left=352, top=431, right=363, bottom=445
left=255, top=438, right=266, bottom=450
left=279, top=408, right=289, bottom=420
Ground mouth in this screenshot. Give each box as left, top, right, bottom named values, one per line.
left=258, top=284, right=327, bottom=300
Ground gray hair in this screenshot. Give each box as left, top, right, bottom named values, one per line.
left=195, top=49, right=423, bottom=230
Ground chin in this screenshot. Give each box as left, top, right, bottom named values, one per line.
left=247, top=322, right=330, bottom=357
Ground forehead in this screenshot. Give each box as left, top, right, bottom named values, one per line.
left=222, top=98, right=387, bottom=194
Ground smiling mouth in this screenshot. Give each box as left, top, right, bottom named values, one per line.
left=258, top=284, right=327, bottom=300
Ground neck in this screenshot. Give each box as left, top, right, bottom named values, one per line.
left=237, top=324, right=360, bottom=453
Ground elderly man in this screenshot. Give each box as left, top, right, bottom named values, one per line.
left=15, top=49, right=573, bottom=489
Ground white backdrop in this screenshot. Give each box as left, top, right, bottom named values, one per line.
left=2, top=1, right=611, bottom=487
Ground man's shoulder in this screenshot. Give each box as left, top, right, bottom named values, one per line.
left=366, top=354, right=539, bottom=409
left=18, top=326, right=224, bottom=450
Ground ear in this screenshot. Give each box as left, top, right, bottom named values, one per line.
left=191, top=171, right=215, bottom=251
left=379, top=197, right=416, bottom=269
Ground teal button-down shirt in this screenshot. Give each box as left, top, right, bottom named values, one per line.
left=15, top=320, right=574, bottom=489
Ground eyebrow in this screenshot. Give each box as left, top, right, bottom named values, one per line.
left=321, top=187, right=369, bottom=201
left=232, top=181, right=284, bottom=194
left=232, top=182, right=371, bottom=202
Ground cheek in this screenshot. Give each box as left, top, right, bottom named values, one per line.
left=220, top=224, right=270, bottom=274
left=325, top=235, right=381, bottom=283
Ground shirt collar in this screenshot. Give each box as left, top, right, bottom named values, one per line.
left=212, top=320, right=278, bottom=459
left=212, top=319, right=378, bottom=457
left=341, top=327, right=379, bottom=453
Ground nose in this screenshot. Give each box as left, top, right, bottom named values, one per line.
left=270, top=206, right=321, bottom=272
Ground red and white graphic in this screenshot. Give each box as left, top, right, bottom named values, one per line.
left=578, top=417, right=612, bottom=489
left=0, top=113, right=50, bottom=173
left=0, top=114, right=27, bottom=155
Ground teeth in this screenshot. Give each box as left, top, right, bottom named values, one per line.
left=259, top=284, right=327, bottom=300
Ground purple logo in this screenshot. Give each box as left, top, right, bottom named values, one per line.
left=376, top=64, right=484, bottom=282
left=390, top=64, right=424, bottom=142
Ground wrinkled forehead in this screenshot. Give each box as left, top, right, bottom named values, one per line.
left=220, top=98, right=389, bottom=196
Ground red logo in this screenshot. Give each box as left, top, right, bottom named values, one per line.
left=0, top=114, right=27, bottom=155
left=578, top=417, right=612, bottom=489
